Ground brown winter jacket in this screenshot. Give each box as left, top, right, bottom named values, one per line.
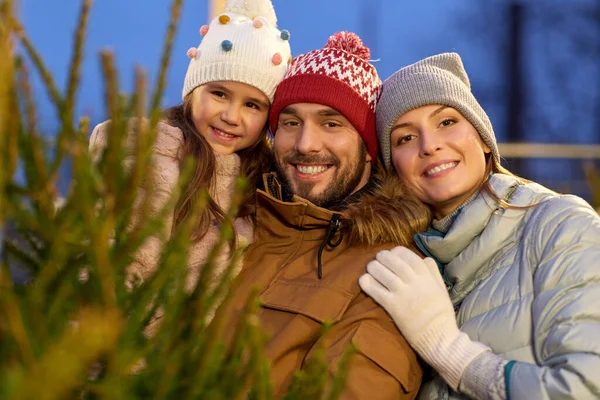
left=222, top=172, right=431, bottom=399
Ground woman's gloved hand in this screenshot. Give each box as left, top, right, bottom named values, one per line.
left=359, top=246, right=490, bottom=390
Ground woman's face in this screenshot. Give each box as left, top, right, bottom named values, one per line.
left=390, top=105, right=490, bottom=219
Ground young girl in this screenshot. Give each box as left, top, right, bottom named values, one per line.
left=360, top=53, right=600, bottom=399
left=89, top=0, right=291, bottom=324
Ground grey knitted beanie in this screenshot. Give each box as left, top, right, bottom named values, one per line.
left=376, top=52, right=500, bottom=169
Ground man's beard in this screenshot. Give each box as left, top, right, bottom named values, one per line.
left=274, top=144, right=368, bottom=209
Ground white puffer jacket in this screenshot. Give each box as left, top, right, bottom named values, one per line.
left=415, top=174, right=600, bottom=400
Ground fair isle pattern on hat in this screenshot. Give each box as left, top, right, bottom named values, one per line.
left=182, top=0, right=292, bottom=103
left=285, top=42, right=381, bottom=110
left=269, top=31, right=382, bottom=164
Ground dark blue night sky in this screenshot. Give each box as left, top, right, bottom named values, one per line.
left=17, top=0, right=600, bottom=198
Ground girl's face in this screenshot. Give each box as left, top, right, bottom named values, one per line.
left=190, top=81, right=269, bottom=155
left=390, top=105, right=491, bottom=219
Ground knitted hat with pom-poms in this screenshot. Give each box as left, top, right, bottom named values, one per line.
left=182, top=0, right=292, bottom=103
left=269, top=31, right=382, bottom=164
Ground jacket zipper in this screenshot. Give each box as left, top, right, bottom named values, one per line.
left=317, top=214, right=343, bottom=279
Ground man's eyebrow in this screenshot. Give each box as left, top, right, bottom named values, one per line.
left=280, top=106, right=298, bottom=116
left=279, top=106, right=344, bottom=119
left=316, top=108, right=343, bottom=117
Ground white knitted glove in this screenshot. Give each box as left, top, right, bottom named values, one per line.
left=359, top=246, right=490, bottom=390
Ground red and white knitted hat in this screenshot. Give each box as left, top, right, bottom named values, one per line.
left=269, top=31, right=382, bottom=163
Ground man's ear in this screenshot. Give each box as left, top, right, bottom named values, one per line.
left=366, top=152, right=372, bottom=163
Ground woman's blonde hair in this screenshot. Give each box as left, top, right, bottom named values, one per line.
left=481, top=153, right=537, bottom=209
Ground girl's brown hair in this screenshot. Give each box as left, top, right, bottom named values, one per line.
left=165, top=94, right=274, bottom=243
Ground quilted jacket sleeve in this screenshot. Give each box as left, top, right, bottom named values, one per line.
left=506, top=195, right=600, bottom=399
left=88, top=119, right=184, bottom=285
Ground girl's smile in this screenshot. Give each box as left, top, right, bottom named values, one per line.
left=190, top=81, right=269, bottom=155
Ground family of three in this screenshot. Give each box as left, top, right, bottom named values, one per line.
left=89, top=0, right=600, bottom=398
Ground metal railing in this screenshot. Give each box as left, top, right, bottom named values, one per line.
left=498, top=143, right=600, bottom=159
left=498, top=143, right=600, bottom=205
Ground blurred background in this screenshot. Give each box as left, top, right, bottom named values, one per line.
left=16, top=0, right=600, bottom=202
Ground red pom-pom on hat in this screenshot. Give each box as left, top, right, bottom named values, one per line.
left=325, top=31, right=370, bottom=61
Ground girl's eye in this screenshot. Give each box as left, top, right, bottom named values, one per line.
left=246, top=102, right=260, bottom=110
left=212, top=91, right=226, bottom=98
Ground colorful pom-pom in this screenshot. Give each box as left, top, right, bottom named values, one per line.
left=272, top=53, right=282, bottom=66
left=253, top=18, right=263, bottom=28
left=325, top=31, right=370, bottom=61
left=280, top=30, right=290, bottom=41
left=219, top=15, right=230, bottom=24
left=221, top=40, right=233, bottom=51
left=186, top=47, right=198, bottom=59
left=199, top=25, right=209, bottom=36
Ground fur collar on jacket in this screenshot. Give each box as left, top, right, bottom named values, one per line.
left=263, top=172, right=432, bottom=248
left=343, top=172, right=431, bottom=247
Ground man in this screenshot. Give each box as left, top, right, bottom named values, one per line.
left=224, top=31, right=430, bottom=399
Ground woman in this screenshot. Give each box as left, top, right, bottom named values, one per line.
left=359, top=52, right=600, bottom=399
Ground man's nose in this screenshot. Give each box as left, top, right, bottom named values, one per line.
left=294, top=123, right=323, bottom=154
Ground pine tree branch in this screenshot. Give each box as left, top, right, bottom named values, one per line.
left=15, top=57, right=56, bottom=218
left=0, top=270, right=35, bottom=368
left=10, top=18, right=64, bottom=114
left=0, top=0, right=17, bottom=226
left=49, top=0, right=94, bottom=178
left=149, top=0, right=184, bottom=121
left=11, top=309, right=121, bottom=399
left=64, top=0, right=92, bottom=120
left=99, top=50, right=122, bottom=218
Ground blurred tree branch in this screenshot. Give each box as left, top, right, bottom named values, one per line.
left=0, top=0, right=352, bottom=398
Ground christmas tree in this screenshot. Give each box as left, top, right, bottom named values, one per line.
left=0, top=0, right=351, bottom=398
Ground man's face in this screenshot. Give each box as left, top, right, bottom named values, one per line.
left=273, top=103, right=372, bottom=208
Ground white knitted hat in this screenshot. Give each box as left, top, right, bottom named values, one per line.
left=182, top=0, right=292, bottom=103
